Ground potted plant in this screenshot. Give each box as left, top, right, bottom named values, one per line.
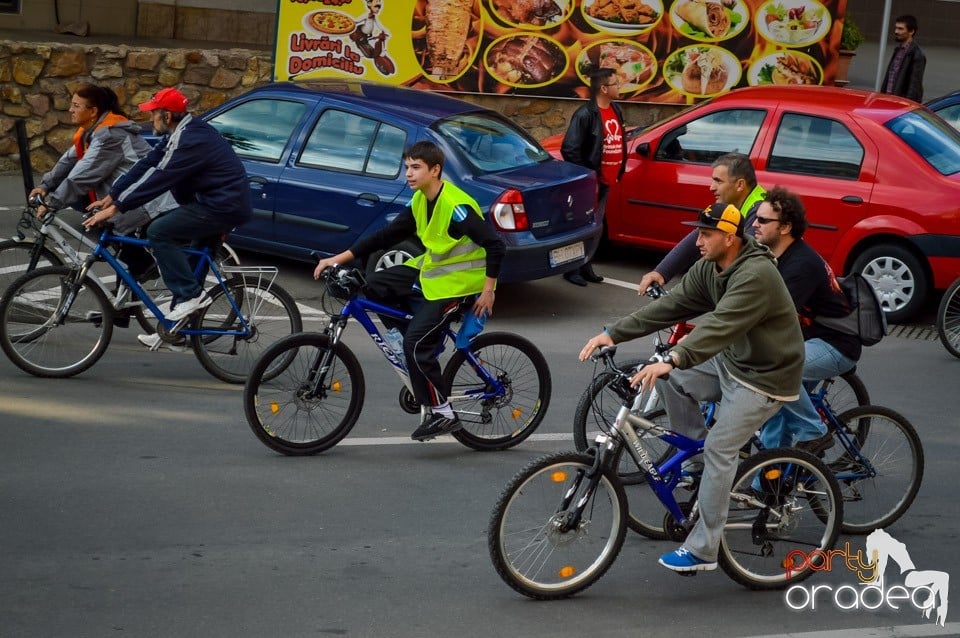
left=835, top=14, right=865, bottom=86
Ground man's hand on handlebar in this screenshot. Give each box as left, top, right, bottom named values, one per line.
left=638, top=271, right=665, bottom=297
left=81, top=203, right=119, bottom=229
left=579, top=331, right=615, bottom=361
left=630, top=354, right=673, bottom=390
left=313, top=250, right=354, bottom=281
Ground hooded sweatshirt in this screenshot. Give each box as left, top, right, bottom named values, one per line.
left=607, top=236, right=804, bottom=401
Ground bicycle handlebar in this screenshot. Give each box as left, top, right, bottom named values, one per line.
left=644, top=282, right=666, bottom=299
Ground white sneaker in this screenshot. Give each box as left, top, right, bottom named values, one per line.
left=165, top=292, right=212, bottom=321
left=137, top=333, right=188, bottom=353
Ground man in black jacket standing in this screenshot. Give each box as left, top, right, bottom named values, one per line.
left=560, top=68, right=627, bottom=286
left=882, top=15, right=926, bottom=102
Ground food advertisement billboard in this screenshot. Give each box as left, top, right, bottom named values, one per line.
left=274, top=0, right=848, bottom=103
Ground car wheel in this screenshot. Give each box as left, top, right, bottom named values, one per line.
left=851, top=244, right=929, bottom=324
left=365, top=239, right=424, bottom=277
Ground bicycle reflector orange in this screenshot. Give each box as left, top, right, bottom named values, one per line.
left=332, top=380, right=341, bottom=392
left=558, top=565, right=576, bottom=579
left=511, top=408, right=522, bottom=420
left=550, top=471, right=568, bottom=482
left=270, top=402, right=280, bottom=414
left=763, top=468, right=783, bottom=480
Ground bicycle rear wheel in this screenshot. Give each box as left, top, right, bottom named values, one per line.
left=488, top=451, right=627, bottom=599
left=243, top=332, right=365, bottom=455
left=0, top=265, right=113, bottom=378
left=192, top=276, right=302, bottom=383
left=937, top=277, right=960, bottom=359
left=442, top=332, right=551, bottom=451
left=0, top=240, right=64, bottom=303
left=719, top=448, right=842, bottom=590
left=832, top=406, right=924, bottom=534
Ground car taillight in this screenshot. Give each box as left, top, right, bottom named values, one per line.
left=490, top=189, right=529, bottom=232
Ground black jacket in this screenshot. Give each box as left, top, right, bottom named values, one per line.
left=883, top=41, right=926, bottom=102
left=111, top=114, right=252, bottom=224
left=560, top=100, right=627, bottom=186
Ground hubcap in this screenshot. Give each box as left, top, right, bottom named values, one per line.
left=859, top=256, right=914, bottom=313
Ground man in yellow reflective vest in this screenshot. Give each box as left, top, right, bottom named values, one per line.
left=315, top=141, right=506, bottom=441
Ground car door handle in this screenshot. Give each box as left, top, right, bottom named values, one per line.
left=249, top=176, right=268, bottom=199
left=841, top=195, right=863, bottom=204
left=357, top=193, right=379, bottom=207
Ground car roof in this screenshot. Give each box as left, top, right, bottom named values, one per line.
left=243, top=80, right=485, bottom=126
left=710, top=86, right=920, bottom=124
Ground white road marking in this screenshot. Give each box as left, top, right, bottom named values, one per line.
left=337, top=432, right=573, bottom=446
left=601, top=275, right=641, bottom=292
left=745, top=623, right=960, bottom=638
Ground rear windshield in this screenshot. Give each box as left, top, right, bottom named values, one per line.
left=885, top=110, right=960, bottom=176
left=434, top=113, right=551, bottom=173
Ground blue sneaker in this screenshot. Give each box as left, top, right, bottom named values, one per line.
left=658, top=547, right=717, bottom=573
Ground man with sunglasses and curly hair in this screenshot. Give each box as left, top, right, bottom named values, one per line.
left=751, top=186, right=861, bottom=455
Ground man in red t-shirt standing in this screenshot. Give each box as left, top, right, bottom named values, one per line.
left=560, top=68, right=627, bottom=286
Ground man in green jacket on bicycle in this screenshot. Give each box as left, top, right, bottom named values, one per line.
left=580, top=202, right=804, bottom=573
left=314, top=141, right=506, bottom=442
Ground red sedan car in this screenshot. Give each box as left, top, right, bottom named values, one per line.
left=544, top=86, right=960, bottom=322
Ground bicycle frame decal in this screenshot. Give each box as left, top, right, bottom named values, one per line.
left=784, top=529, right=949, bottom=626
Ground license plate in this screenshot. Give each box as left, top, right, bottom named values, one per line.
left=550, top=242, right=585, bottom=267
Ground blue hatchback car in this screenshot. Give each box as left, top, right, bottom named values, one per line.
left=199, top=81, right=601, bottom=283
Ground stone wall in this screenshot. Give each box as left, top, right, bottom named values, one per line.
left=0, top=39, right=274, bottom=174
left=0, top=39, right=679, bottom=176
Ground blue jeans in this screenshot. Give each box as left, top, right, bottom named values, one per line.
left=145, top=204, right=235, bottom=305
left=759, top=338, right=857, bottom=448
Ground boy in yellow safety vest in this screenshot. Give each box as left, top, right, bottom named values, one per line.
left=314, top=141, right=506, bottom=441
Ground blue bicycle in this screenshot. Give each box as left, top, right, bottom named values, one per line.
left=0, top=225, right=301, bottom=383
left=488, top=346, right=844, bottom=597
left=242, top=265, right=551, bottom=453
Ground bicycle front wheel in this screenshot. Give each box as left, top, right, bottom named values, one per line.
left=719, top=448, right=842, bottom=590
left=572, top=361, right=673, bottom=484
left=832, top=406, right=924, bottom=534
left=0, top=240, right=64, bottom=303
left=813, top=371, right=871, bottom=466
left=0, top=265, right=113, bottom=378
left=192, top=277, right=302, bottom=383
left=243, top=332, right=365, bottom=455
left=442, top=332, right=551, bottom=451
left=937, top=277, right=960, bottom=359
left=488, top=451, right=627, bottom=599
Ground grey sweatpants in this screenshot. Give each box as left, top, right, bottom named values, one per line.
left=658, top=357, right=783, bottom=562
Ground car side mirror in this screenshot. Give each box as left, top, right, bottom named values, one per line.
left=636, top=142, right=650, bottom=157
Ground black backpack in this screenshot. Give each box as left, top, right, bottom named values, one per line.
left=814, top=273, right=888, bottom=346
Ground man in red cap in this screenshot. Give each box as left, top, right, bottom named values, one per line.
left=84, top=87, right=252, bottom=325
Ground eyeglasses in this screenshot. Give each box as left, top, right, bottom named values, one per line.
left=754, top=215, right=781, bottom=225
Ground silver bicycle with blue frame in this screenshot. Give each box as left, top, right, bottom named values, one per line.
left=0, top=218, right=301, bottom=383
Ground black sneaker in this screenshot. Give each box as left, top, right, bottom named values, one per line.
left=411, top=413, right=462, bottom=442
left=796, top=432, right=835, bottom=456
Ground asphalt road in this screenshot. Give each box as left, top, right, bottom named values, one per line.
left=1, top=181, right=958, bottom=638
